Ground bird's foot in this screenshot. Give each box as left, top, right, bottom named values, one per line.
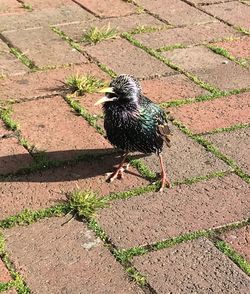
left=159, top=179, right=171, bottom=193
left=105, top=163, right=129, bottom=183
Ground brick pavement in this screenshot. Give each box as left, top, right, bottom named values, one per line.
left=0, top=1, right=249, bottom=293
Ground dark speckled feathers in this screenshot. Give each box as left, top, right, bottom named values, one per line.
left=102, top=75, right=171, bottom=154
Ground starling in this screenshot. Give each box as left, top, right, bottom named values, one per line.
left=95, top=74, right=172, bottom=192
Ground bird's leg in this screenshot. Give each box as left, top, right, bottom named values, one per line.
left=159, top=154, right=171, bottom=192
left=106, top=152, right=129, bottom=182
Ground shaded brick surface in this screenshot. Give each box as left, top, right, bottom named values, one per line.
left=169, top=93, right=250, bottom=134
left=133, top=238, right=250, bottom=293
left=212, top=37, right=250, bottom=59
left=0, top=63, right=109, bottom=102
left=222, top=225, right=250, bottom=262
left=2, top=28, right=87, bottom=68
left=0, top=154, right=148, bottom=219
left=85, top=39, right=176, bottom=79
left=58, top=14, right=164, bottom=42
left=74, top=0, right=136, bottom=17
left=137, top=0, right=214, bottom=25
left=205, top=127, right=250, bottom=174
left=0, top=121, right=11, bottom=137
left=203, top=2, right=250, bottom=30
left=0, top=4, right=95, bottom=32
left=0, top=0, right=23, bottom=15
left=12, top=96, right=111, bottom=160
left=0, top=259, right=11, bottom=283
left=135, top=22, right=238, bottom=49
left=141, top=124, right=228, bottom=182
left=0, top=138, right=33, bottom=175
left=0, top=40, right=28, bottom=77
left=140, top=74, right=207, bottom=103
left=4, top=217, right=142, bottom=294
left=97, top=175, right=250, bottom=248
left=162, top=46, right=250, bottom=91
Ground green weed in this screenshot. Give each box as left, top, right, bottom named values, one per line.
left=81, top=25, right=118, bottom=44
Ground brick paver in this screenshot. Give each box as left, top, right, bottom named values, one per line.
left=1, top=1, right=250, bottom=292
left=141, top=123, right=228, bottom=182
left=0, top=154, right=148, bottom=220
left=222, top=225, right=250, bottom=262
left=0, top=63, right=109, bottom=102
left=169, top=92, right=250, bottom=134
left=4, top=217, right=142, bottom=294
left=97, top=175, right=250, bottom=248
left=137, top=0, right=214, bottom=25
left=134, top=22, right=239, bottom=49
left=0, top=0, right=24, bottom=15
left=58, top=14, right=164, bottom=42
left=85, top=38, right=176, bottom=79
left=0, top=138, right=34, bottom=175
left=212, top=37, right=250, bottom=60
left=0, top=3, right=94, bottom=32
left=0, top=39, right=28, bottom=77
left=73, top=0, right=136, bottom=17
left=11, top=96, right=111, bottom=160
left=140, top=74, right=208, bottom=103
left=133, top=238, right=250, bottom=293
left=2, top=27, right=88, bottom=68
left=203, top=2, right=250, bottom=30
left=163, top=47, right=250, bottom=91
left=0, top=259, right=11, bottom=283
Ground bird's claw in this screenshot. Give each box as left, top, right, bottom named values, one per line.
left=105, top=166, right=126, bottom=182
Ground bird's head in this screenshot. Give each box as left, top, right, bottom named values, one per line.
left=95, top=74, right=141, bottom=106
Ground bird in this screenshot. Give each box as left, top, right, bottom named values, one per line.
left=95, top=74, right=172, bottom=192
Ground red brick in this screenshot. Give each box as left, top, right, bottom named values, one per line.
left=212, top=37, right=250, bottom=59
left=133, top=238, right=250, bottom=293
left=205, top=127, right=250, bottom=174
left=2, top=27, right=87, bottom=68
left=141, top=123, right=228, bottom=183
left=4, top=217, right=142, bottom=294
left=2, top=290, right=18, bottom=294
left=97, top=175, right=250, bottom=248
left=85, top=39, right=176, bottom=79
left=137, top=0, right=214, bottom=25
left=222, top=225, right=250, bottom=262
left=11, top=96, right=111, bottom=160
left=0, top=154, right=148, bottom=219
left=135, top=22, right=239, bottom=49
left=140, top=74, right=207, bottom=103
left=74, top=0, right=136, bottom=17
left=0, top=0, right=24, bottom=15
left=21, top=0, right=74, bottom=10
left=57, top=14, right=165, bottom=42
left=0, top=4, right=94, bottom=32
left=203, top=2, right=250, bottom=30
left=162, top=46, right=250, bottom=91
left=0, top=138, right=33, bottom=175
left=0, top=259, right=11, bottom=283
left=0, top=39, right=28, bottom=77
left=169, top=92, right=250, bottom=134
left=0, top=63, right=109, bottom=102
left=0, top=121, right=11, bottom=137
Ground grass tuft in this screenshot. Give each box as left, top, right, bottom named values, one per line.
left=81, top=25, right=118, bottom=44
left=21, top=3, right=33, bottom=12
left=10, top=47, right=37, bottom=69
left=65, top=74, right=107, bottom=95
left=67, top=190, right=108, bottom=219
left=126, top=267, right=146, bottom=286
left=0, top=107, right=19, bottom=131
left=215, top=240, right=250, bottom=275
left=156, top=43, right=186, bottom=52
left=129, top=25, right=167, bottom=35
left=114, top=247, right=148, bottom=264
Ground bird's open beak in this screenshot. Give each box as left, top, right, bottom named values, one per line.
left=98, top=87, right=114, bottom=93
left=95, top=87, right=117, bottom=105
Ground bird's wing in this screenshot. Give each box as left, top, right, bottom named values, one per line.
left=140, top=96, right=172, bottom=147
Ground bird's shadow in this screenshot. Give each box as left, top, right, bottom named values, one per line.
left=0, top=148, right=150, bottom=183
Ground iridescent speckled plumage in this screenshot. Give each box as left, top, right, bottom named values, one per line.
left=95, top=74, right=172, bottom=191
